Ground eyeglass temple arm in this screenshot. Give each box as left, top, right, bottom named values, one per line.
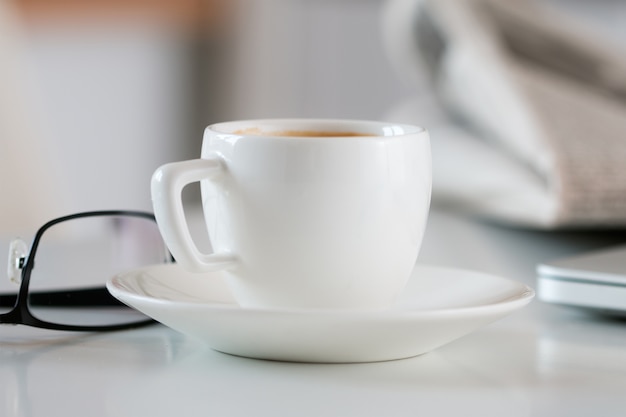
left=0, top=287, right=124, bottom=307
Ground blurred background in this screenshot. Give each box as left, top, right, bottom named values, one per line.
left=1, top=0, right=625, bottom=235
left=1, top=0, right=413, bottom=235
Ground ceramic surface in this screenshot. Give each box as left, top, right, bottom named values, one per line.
left=151, top=119, right=431, bottom=310
left=107, top=263, right=534, bottom=363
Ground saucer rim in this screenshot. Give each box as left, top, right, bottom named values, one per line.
left=107, top=263, right=535, bottom=318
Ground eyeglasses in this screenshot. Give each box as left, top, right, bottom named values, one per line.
left=1, top=210, right=172, bottom=331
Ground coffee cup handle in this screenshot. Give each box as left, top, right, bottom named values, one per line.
left=151, top=157, right=238, bottom=272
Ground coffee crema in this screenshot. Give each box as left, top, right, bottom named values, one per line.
left=233, top=128, right=374, bottom=137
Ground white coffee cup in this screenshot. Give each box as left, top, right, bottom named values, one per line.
left=151, top=119, right=431, bottom=310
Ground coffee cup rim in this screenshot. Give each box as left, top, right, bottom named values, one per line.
left=206, top=119, right=426, bottom=139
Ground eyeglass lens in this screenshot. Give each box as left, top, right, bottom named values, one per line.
left=0, top=236, right=15, bottom=314
left=23, top=215, right=168, bottom=326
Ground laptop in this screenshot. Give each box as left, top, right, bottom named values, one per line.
left=537, top=245, right=626, bottom=315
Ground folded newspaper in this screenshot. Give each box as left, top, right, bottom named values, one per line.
left=383, top=0, right=626, bottom=229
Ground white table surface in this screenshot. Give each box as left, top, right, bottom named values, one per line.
left=2, top=207, right=626, bottom=417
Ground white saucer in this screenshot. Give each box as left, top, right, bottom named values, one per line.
left=107, top=264, right=534, bottom=363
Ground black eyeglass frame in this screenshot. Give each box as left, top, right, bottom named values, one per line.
left=0, top=210, right=168, bottom=331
